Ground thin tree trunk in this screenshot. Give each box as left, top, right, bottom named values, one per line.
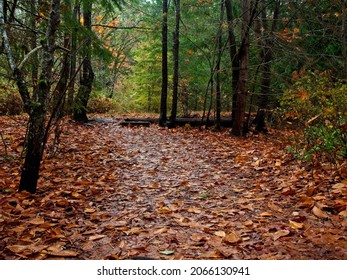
left=215, top=0, right=225, bottom=130
left=19, top=0, right=61, bottom=193
left=159, top=0, right=168, bottom=126
left=225, top=0, right=239, bottom=123
left=169, top=0, right=180, bottom=127
left=232, top=0, right=251, bottom=136
left=342, top=0, right=347, bottom=78
left=30, top=0, right=39, bottom=87
left=255, top=0, right=280, bottom=133
left=73, top=1, right=94, bottom=123
left=231, top=0, right=259, bottom=136
left=67, top=1, right=79, bottom=115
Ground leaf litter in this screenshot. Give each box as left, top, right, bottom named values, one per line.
left=0, top=115, right=347, bottom=260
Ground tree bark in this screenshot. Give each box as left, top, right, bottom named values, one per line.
left=231, top=0, right=259, bottom=136
left=73, top=1, right=94, bottom=123
left=225, top=0, right=239, bottom=123
left=232, top=0, right=251, bottom=136
left=169, top=0, right=180, bottom=127
left=255, top=0, right=280, bottom=133
left=19, top=0, right=61, bottom=193
left=159, top=0, right=168, bottom=126
left=67, top=2, right=79, bottom=115
left=215, top=0, right=225, bottom=131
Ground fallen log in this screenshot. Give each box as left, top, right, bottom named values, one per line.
left=122, top=117, right=233, bottom=127
left=120, top=120, right=151, bottom=127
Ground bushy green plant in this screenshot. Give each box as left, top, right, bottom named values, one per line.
left=279, top=71, right=347, bottom=165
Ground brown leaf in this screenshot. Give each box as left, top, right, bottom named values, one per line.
left=289, top=220, right=304, bottom=229
left=47, top=250, right=79, bottom=257
left=153, top=227, right=169, bottom=235
left=6, top=245, right=29, bottom=254
left=89, top=235, right=106, bottom=241
left=273, top=230, right=290, bottom=241
left=198, top=250, right=221, bottom=259
left=268, top=202, right=283, bottom=213
left=214, top=230, right=226, bottom=237
left=312, top=206, right=329, bottom=219
left=28, top=217, right=45, bottom=225
left=223, top=232, right=241, bottom=244
left=187, top=207, right=202, bottom=214
left=84, top=208, right=96, bottom=213
left=305, top=185, right=318, bottom=197
left=191, top=233, right=207, bottom=242
left=282, top=187, right=296, bottom=196
left=260, top=211, right=272, bottom=217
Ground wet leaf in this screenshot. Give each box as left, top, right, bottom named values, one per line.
left=312, top=206, right=329, bottom=219
left=223, top=232, right=241, bottom=244
left=47, top=250, right=79, bottom=257
left=273, top=230, right=290, bottom=241
left=214, top=230, right=226, bottom=237
left=159, top=250, right=175, bottom=255
left=89, top=235, right=106, bottom=241
left=28, top=217, right=45, bottom=225
left=289, top=220, right=304, bottom=229
left=268, top=202, right=283, bottom=213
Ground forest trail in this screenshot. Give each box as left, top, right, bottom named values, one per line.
left=1, top=117, right=347, bottom=259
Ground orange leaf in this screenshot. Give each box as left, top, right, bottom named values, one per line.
left=28, top=217, right=45, bottom=225
left=89, top=235, right=106, bottom=241
left=273, top=230, right=290, bottom=241
left=260, top=211, right=272, bottom=217
left=223, top=232, right=241, bottom=244
left=268, top=202, right=283, bottom=213
left=47, top=250, right=79, bottom=257
left=214, top=230, right=226, bottom=237
left=289, top=220, right=304, bottom=229
left=312, top=206, right=329, bottom=219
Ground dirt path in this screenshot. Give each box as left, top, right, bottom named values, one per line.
left=1, top=119, right=346, bottom=259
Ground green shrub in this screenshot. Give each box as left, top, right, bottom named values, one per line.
left=87, top=95, right=117, bottom=114
left=279, top=71, right=347, bottom=164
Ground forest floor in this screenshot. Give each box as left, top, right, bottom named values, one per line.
left=0, top=115, right=347, bottom=260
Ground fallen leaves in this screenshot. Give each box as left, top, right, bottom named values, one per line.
left=1, top=115, right=347, bottom=260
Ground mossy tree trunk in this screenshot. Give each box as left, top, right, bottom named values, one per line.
left=73, top=1, right=94, bottom=123
left=18, top=0, right=61, bottom=193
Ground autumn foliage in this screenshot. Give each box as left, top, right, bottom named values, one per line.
left=1, top=116, right=346, bottom=259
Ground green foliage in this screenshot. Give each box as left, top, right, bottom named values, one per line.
left=87, top=92, right=117, bottom=113
left=279, top=72, right=347, bottom=164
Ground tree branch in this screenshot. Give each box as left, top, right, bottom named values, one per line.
left=18, top=45, right=43, bottom=70
left=92, top=23, right=153, bottom=31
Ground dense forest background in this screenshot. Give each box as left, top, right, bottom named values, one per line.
left=0, top=1, right=346, bottom=191
left=1, top=0, right=347, bottom=260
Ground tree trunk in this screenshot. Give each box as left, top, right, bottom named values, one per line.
left=255, top=0, right=280, bottom=133
left=215, top=0, right=225, bottom=130
left=66, top=2, right=79, bottom=115
left=30, top=0, right=39, bottom=87
left=169, top=0, right=180, bottom=127
left=225, top=0, right=239, bottom=123
left=232, top=0, right=251, bottom=136
left=159, top=0, right=168, bottom=126
left=231, top=0, right=259, bottom=136
left=73, top=1, right=94, bottom=123
left=19, top=0, right=61, bottom=193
